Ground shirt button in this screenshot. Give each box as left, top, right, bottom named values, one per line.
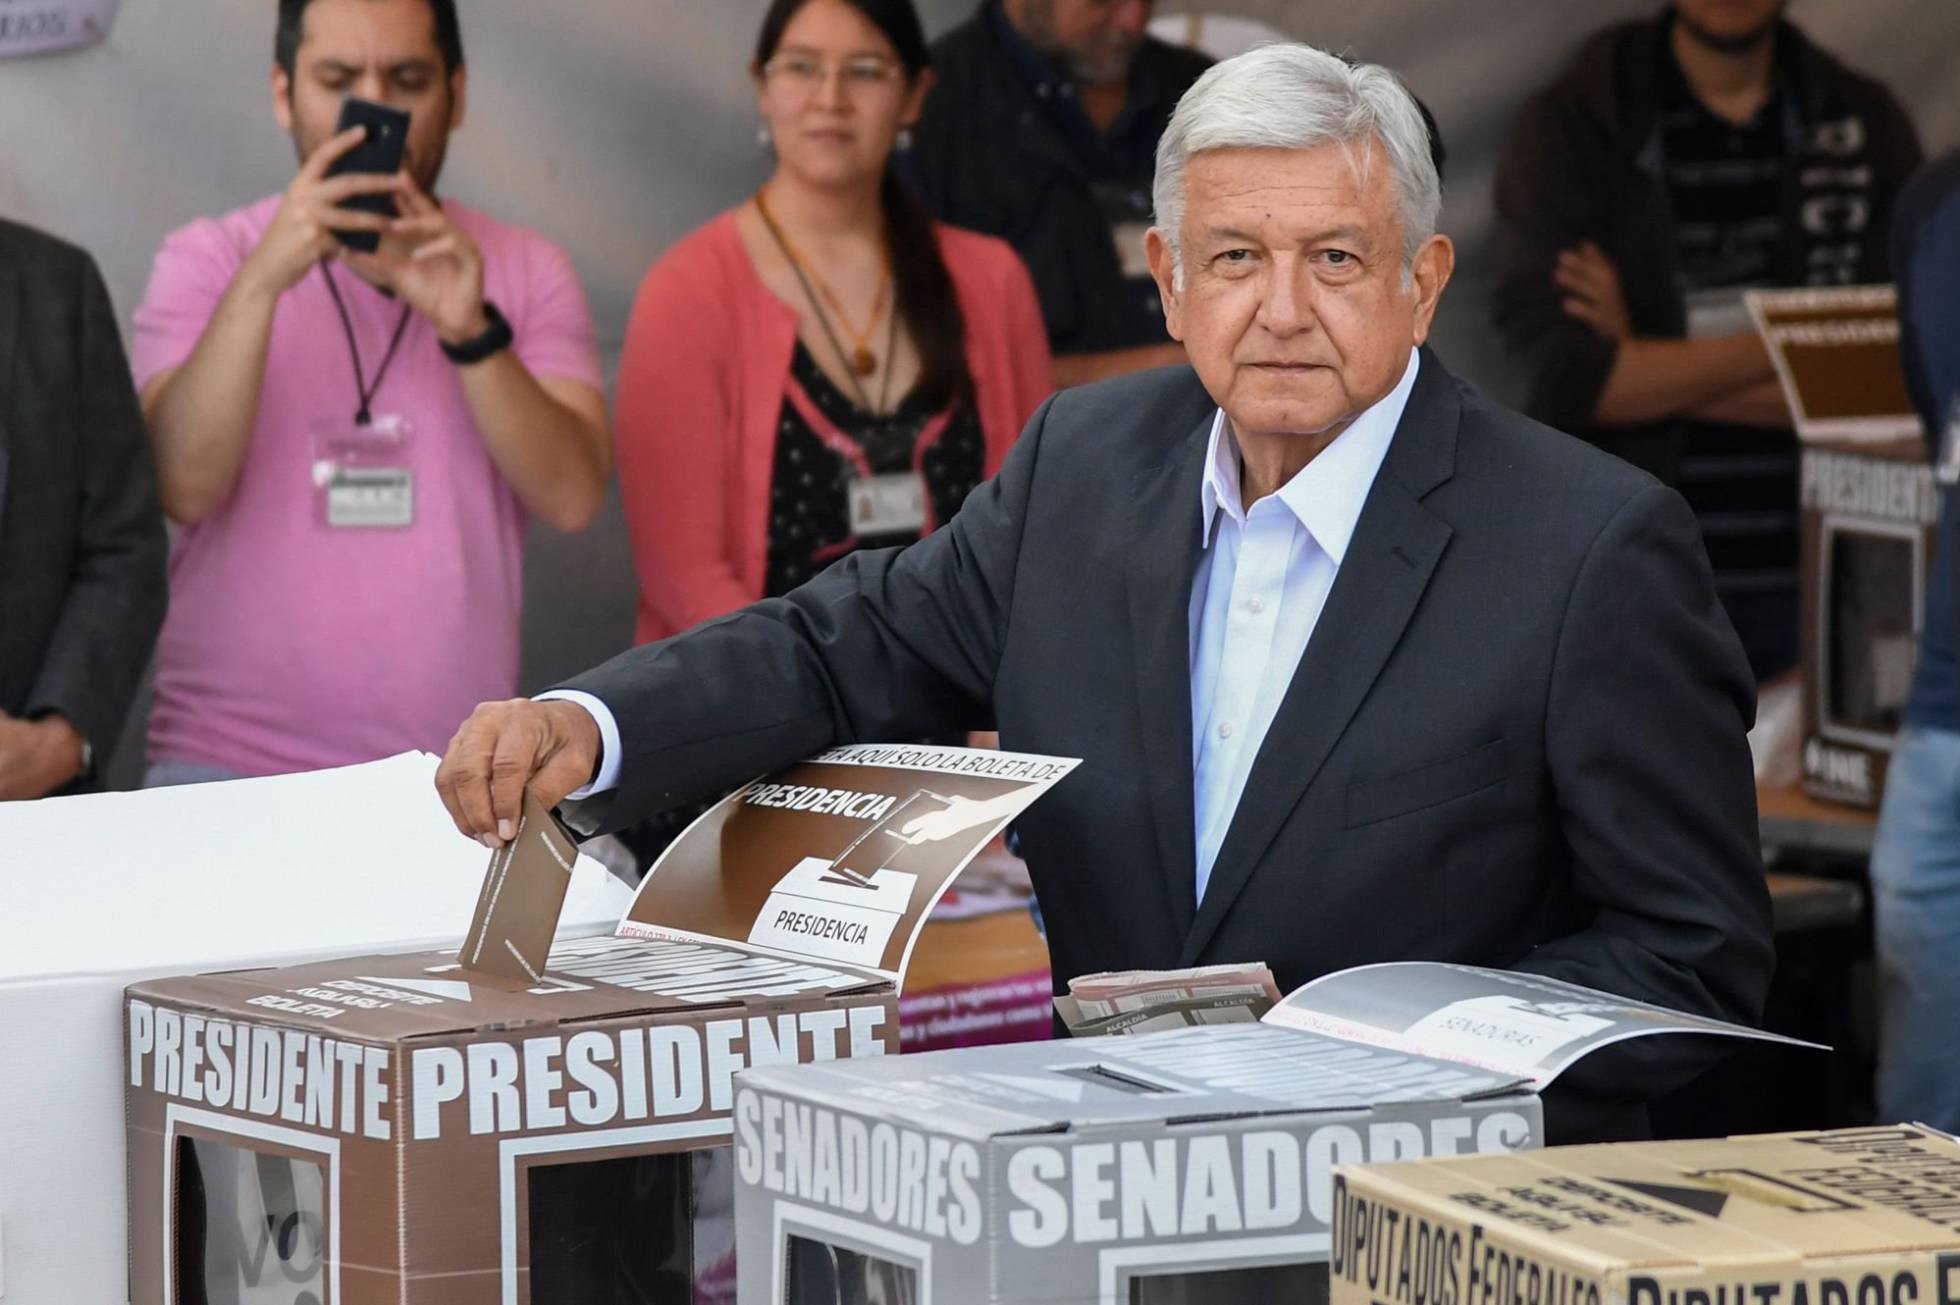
left=1217, top=722, right=1234, bottom=740
left=1248, top=596, right=1266, bottom=614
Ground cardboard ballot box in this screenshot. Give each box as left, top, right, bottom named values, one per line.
left=126, top=934, right=894, bottom=1304
left=1328, top=1124, right=1960, bottom=1305
left=126, top=744, right=1079, bottom=1305
left=734, top=963, right=1809, bottom=1305
left=1748, top=286, right=1936, bottom=809
left=0, top=753, right=633, bottom=1305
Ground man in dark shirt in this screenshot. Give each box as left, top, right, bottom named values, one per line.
left=1491, top=0, right=1921, bottom=681
left=0, top=218, right=168, bottom=798
left=1869, top=148, right=1960, bottom=1132
left=905, top=0, right=1210, bottom=388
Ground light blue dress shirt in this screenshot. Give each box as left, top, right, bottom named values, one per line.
left=543, top=347, right=1422, bottom=883
left=1186, top=348, right=1419, bottom=902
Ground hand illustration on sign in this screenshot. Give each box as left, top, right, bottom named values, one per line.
left=894, top=790, right=1025, bottom=845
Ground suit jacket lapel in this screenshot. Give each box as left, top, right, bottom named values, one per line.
left=1178, top=351, right=1462, bottom=965
left=1125, top=410, right=1213, bottom=938
left=0, top=252, right=18, bottom=540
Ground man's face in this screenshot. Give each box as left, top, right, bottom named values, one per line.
left=1146, top=140, right=1453, bottom=444
left=273, top=0, right=462, bottom=192
left=1673, top=0, right=1786, bottom=53
left=1008, top=0, right=1152, bottom=87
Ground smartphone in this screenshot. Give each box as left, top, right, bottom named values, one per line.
left=325, top=96, right=409, bottom=252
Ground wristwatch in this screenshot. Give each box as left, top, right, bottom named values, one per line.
left=441, top=300, right=514, bottom=366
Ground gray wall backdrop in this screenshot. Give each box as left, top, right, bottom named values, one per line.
left=2, top=1, right=1956, bottom=780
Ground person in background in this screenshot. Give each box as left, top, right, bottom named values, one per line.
left=0, top=219, right=168, bottom=798
left=1870, top=148, right=1960, bottom=1132
left=1491, top=0, right=1920, bottom=682
left=606, top=0, right=1049, bottom=863
left=131, top=0, right=608, bottom=785
left=614, top=0, right=1049, bottom=649
left=903, top=0, right=1208, bottom=389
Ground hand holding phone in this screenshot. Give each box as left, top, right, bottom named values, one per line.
left=237, top=124, right=398, bottom=298
left=324, top=97, right=410, bottom=252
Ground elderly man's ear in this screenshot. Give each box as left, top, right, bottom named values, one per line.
left=1408, top=233, right=1456, bottom=345
left=1145, top=226, right=1183, bottom=343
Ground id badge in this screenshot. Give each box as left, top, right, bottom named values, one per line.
left=310, top=412, right=415, bottom=528
left=847, top=471, right=927, bottom=536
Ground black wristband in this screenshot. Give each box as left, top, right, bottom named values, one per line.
left=440, top=300, right=513, bottom=366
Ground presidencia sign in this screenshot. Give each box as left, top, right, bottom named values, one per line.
left=620, top=743, right=1080, bottom=988
left=0, top=0, right=119, bottom=57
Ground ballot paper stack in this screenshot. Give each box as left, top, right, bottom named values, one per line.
left=1054, top=961, right=1284, bottom=1034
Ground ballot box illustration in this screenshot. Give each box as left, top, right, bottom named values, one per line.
left=1748, top=286, right=1938, bottom=808
left=1327, top=1124, right=1960, bottom=1305
left=0, top=753, right=633, bottom=1305
left=734, top=963, right=1814, bottom=1305
left=126, top=744, right=1078, bottom=1305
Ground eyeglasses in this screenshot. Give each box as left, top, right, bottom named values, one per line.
left=763, top=52, right=904, bottom=95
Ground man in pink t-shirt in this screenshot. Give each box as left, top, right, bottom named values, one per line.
left=132, top=0, right=610, bottom=783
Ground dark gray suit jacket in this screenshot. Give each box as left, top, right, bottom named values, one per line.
left=563, top=350, right=1774, bottom=1140
left=0, top=219, right=168, bottom=788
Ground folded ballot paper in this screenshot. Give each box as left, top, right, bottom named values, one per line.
left=1057, top=962, right=1286, bottom=1033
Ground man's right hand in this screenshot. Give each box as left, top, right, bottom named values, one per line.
left=436, top=699, right=602, bottom=849
left=237, top=126, right=399, bottom=299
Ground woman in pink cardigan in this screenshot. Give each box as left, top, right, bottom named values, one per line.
left=616, top=0, right=1052, bottom=648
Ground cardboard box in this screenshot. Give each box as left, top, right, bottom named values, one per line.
left=1748, top=286, right=1934, bottom=808
left=0, top=752, right=633, bottom=1305
left=126, top=934, right=894, bottom=1304
left=734, top=964, right=1811, bottom=1304
left=125, top=743, right=1079, bottom=1304
left=1328, top=1124, right=1960, bottom=1305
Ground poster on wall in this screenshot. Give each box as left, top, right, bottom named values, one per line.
left=0, top=0, right=120, bottom=59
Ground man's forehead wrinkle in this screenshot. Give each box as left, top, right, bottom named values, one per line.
left=1201, top=178, right=1353, bottom=206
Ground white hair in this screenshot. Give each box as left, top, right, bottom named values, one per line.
left=1153, top=42, right=1441, bottom=286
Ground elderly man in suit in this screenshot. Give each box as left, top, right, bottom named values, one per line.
left=0, top=218, right=168, bottom=798
left=437, top=43, right=1772, bottom=1140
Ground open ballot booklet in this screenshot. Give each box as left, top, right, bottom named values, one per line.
left=1064, top=960, right=1820, bottom=1089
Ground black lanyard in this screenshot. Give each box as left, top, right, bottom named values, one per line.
left=318, top=261, right=413, bottom=426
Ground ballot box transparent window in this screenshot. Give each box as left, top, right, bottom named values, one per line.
left=1819, top=518, right=1922, bottom=747
left=173, top=1134, right=329, bottom=1305
left=783, top=1234, right=922, bottom=1305
left=1125, top=1260, right=1325, bottom=1305
left=525, top=1147, right=734, bottom=1305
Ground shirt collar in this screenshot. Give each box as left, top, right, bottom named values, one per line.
left=1199, top=347, right=1422, bottom=566
left=984, top=0, right=1166, bottom=145
left=987, top=0, right=1069, bottom=100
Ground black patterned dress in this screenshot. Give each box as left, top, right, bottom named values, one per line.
left=618, top=344, right=986, bottom=872
left=763, top=342, right=984, bottom=594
